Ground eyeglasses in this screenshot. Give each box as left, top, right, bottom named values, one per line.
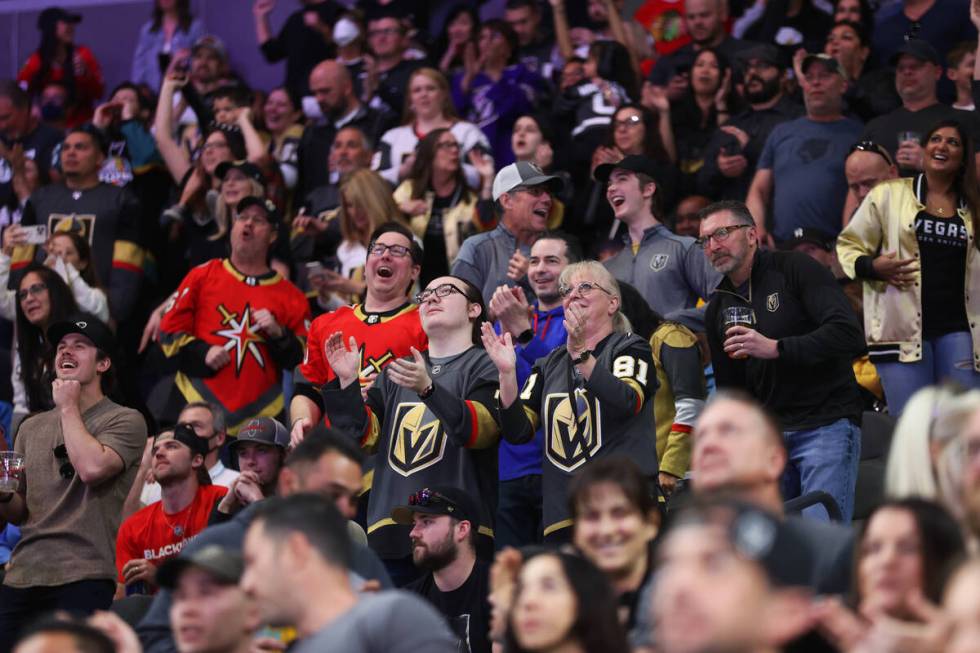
left=368, top=241, right=412, bottom=258
left=53, top=443, right=75, bottom=480
left=415, top=283, right=466, bottom=305
left=17, top=282, right=47, bottom=301
left=695, top=224, right=751, bottom=249
left=408, top=488, right=455, bottom=510
left=557, top=280, right=613, bottom=299
left=515, top=186, right=551, bottom=198
left=850, top=140, right=895, bottom=167
left=436, top=141, right=460, bottom=150
left=234, top=211, right=270, bottom=225
left=613, top=114, right=643, bottom=129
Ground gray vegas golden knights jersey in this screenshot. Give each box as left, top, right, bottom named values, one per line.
left=501, top=332, right=659, bottom=539
left=323, top=347, right=500, bottom=559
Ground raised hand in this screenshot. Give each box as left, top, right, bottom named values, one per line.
left=506, top=250, right=529, bottom=282
left=386, top=347, right=432, bottom=394
left=324, top=332, right=361, bottom=388
left=490, top=285, right=532, bottom=338
left=481, top=322, right=516, bottom=374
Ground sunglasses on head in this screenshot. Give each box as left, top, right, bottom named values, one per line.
left=408, top=487, right=454, bottom=509
left=850, top=140, right=895, bottom=167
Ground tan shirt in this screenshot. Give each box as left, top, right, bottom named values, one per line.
left=5, top=398, right=146, bottom=587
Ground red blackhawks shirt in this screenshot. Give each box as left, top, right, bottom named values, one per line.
left=115, top=484, right=228, bottom=583
left=159, top=259, right=310, bottom=432
left=296, top=302, right=428, bottom=393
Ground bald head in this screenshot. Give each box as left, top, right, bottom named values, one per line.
left=845, top=149, right=898, bottom=204
left=692, top=394, right=785, bottom=500
left=309, top=60, right=355, bottom=118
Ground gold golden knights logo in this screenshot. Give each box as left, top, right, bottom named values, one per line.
left=388, top=402, right=446, bottom=476
left=544, top=390, right=602, bottom=473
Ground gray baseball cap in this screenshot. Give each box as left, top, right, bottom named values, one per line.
left=491, top=161, right=564, bottom=202
left=230, top=416, right=290, bottom=452
left=156, top=545, right=243, bottom=589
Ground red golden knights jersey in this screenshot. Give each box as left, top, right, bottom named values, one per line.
left=115, top=484, right=228, bottom=585
left=159, top=259, right=310, bottom=432
left=297, top=302, right=428, bottom=390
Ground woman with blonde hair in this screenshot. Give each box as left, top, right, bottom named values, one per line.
left=376, top=67, right=491, bottom=188
left=885, top=384, right=980, bottom=520
left=483, top=260, right=657, bottom=544
left=310, top=169, right=403, bottom=310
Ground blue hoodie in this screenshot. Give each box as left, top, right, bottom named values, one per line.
left=496, top=304, right=567, bottom=480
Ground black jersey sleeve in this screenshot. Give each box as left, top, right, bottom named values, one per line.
left=584, top=341, right=657, bottom=416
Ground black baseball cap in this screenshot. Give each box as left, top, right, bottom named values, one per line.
left=155, top=422, right=210, bottom=458
left=778, top=227, right=834, bottom=252
left=594, top=154, right=662, bottom=184
left=157, top=545, right=243, bottom=590
left=231, top=417, right=289, bottom=452
left=236, top=196, right=281, bottom=225
left=47, top=313, right=115, bottom=355
left=391, top=485, right=479, bottom=526
left=215, top=160, right=264, bottom=184
left=889, top=39, right=941, bottom=66
left=38, top=7, right=82, bottom=31
left=738, top=43, right=785, bottom=70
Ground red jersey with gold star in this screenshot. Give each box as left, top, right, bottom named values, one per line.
left=159, top=259, right=310, bottom=432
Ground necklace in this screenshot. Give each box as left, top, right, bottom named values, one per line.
left=161, top=508, right=190, bottom=538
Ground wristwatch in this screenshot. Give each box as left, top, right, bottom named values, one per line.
left=571, top=350, right=592, bottom=365
left=516, top=328, right=534, bottom=345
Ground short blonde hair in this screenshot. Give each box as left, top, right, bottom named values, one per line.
left=339, top=169, right=402, bottom=246
left=558, top=261, right=632, bottom=334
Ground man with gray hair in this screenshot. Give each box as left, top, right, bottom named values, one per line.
left=452, top=161, right=564, bottom=304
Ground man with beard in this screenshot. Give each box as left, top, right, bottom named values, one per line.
left=297, top=60, right=395, bottom=198
left=697, top=44, right=803, bottom=201
left=393, top=486, right=490, bottom=653
left=489, top=232, right=581, bottom=548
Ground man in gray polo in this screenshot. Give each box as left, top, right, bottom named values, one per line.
left=451, top=161, right=563, bottom=304
left=599, top=155, right=720, bottom=322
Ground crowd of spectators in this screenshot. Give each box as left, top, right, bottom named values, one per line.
left=1, top=0, right=980, bottom=651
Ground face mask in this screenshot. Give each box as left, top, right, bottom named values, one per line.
left=333, top=17, right=360, bottom=48
left=40, top=102, right=65, bottom=122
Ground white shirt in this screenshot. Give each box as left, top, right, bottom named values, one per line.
left=139, top=460, right=240, bottom=506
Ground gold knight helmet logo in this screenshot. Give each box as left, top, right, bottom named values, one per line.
left=544, top=390, right=602, bottom=473
left=389, top=402, right=447, bottom=477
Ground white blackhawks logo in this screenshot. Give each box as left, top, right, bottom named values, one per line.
left=214, top=303, right=266, bottom=373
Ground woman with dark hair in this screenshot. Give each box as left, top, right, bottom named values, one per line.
left=437, top=5, right=479, bottom=75
left=504, top=550, right=630, bottom=653
left=395, top=128, right=496, bottom=287
left=833, top=0, right=876, bottom=35
left=452, top=19, right=548, bottom=165
left=131, top=0, right=205, bottom=92
left=824, top=21, right=900, bottom=122
left=17, top=7, right=104, bottom=127
left=321, top=274, right=501, bottom=573
left=12, top=265, right=80, bottom=421
left=260, top=86, right=304, bottom=192
left=839, top=119, right=980, bottom=415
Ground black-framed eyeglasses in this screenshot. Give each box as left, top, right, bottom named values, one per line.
left=436, top=140, right=460, bottom=151
left=695, top=224, right=751, bottom=249
left=53, top=443, right=75, bottom=480
left=408, top=487, right=454, bottom=509
left=613, top=114, right=643, bottom=129
left=415, top=283, right=466, bottom=305
left=850, top=140, right=895, bottom=167
left=17, top=282, right=47, bottom=301
left=557, top=280, right=613, bottom=299
left=368, top=241, right=412, bottom=258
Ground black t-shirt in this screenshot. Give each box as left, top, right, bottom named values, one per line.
left=405, top=559, right=491, bottom=653
left=915, top=209, right=970, bottom=338
left=861, top=104, right=980, bottom=174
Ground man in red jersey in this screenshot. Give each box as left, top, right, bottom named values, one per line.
left=115, top=424, right=228, bottom=596
left=290, top=221, right=427, bottom=445
left=159, top=196, right=310, bottom=433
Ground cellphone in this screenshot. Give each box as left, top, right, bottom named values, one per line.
left=174, top=58, right=190, bottom=74
left=23, top=225, right=47, bottom=245
left=305, top=261, right=325, bottom=278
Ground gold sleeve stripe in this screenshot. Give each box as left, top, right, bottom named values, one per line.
left=360, top=468, right=373, bottom=494
left=524, top=405, right=540, bottom=431
left=465, top=401, right=500, bottom=448
left=621, top=377, right=645, bottom=414
left=159, top=333, right=197, bottom=357
left=543, top=519, right=574, bottom=537
left=112, top=240, right=146, bottom=272
left=10, top=244, right=35, bottom=267
left=360, top=408, right=381, bottom=450
left=477, top=525, right=494, bottom=538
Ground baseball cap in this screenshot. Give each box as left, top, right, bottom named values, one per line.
left=492, top=161, right=564, bottom=202
left=889, top=39, right=941, bottom=66
left=594, top=154, right=662, bottom=184
left=391, top=485, right=480, bottom=526
left=156, top=422, right=210, bottom=458
left=778, top=227, right=834, bottom=252
left=231, top=416, right=289, bottom=452
left=236, top=196, right=281, bottom=225
left=38, top=7, right=82, bottom=31
left=801, top=53, right=847, bottom=79
left=47, top=313, right=115, bottom=355
left=738, top=43, right=785, bottom=70
left=192, top=35, right=228, bottom=62
left=215, top=160, right=263, bottom=184
left=156, top=545, right=243, bottom=590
